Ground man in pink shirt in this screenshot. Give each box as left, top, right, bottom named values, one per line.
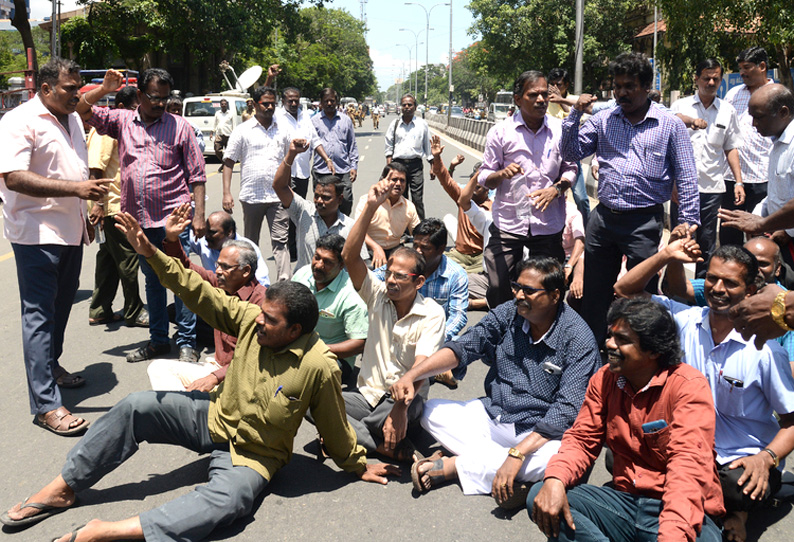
left=0, top=58, right=112, bottom=436
left=479, top=70, right=578, bottom=307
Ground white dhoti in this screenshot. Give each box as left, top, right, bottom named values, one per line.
left=147, top=357, right=222, bottom=391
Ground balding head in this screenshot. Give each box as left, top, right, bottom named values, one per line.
left=748, top=83, right=794, bottom=137
left=206, top=211, right=236, bottom=250
left=744, top=236, right=781, bottom=284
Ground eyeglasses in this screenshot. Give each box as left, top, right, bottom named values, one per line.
left=385, top=269, right=418, bottom=281
left=143, top=92, right=169, bottom=104
left=257, top=101, right=277, bottom=108
left=511, top=281, right=551, bottom=296
left=215, top=261, right=240, bottom=272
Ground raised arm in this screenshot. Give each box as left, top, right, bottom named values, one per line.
left=614, top=232, right=702, bottom=298
left=272, top=139, right=309, bottom=209
left=429, top=135, right=462, bottom=202
left=77, top=69, right=124, bottom=122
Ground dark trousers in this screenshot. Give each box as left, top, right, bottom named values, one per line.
left=527, top=483, right=721, bottom=542
left=672, top=192, right=723, bottom=278
left=483, top=224, right=565, bottom=307
left=582, top=204, right=664, bottom=345
left=12, top=243, right=83, bottom=415
left=393, top=157, right=425, bottom=220
left=719, top=181, right=768, bottom=246
left=61, top=391, right=267, bottom=542
left=214, top=134, right=230, bottom=162
left=288, top=176, right=310, bottom=261
left=313, top=170, right=353, bottom=216
left=718, top=460, right=782, bottom=512
left=89, top=215, right=145, bottom=324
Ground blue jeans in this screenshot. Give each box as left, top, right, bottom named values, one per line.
left=527, top=483, right=722, bottom=542
left=138, top=227, right=195, bottom=347
left=572, top=162, right=590, bottom=227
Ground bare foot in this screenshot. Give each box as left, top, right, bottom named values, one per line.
left=6, top=476, right=75, bottom=521
left=52, top=517, right=144, bottom=542
left=723, top=511, right=748, bottom=542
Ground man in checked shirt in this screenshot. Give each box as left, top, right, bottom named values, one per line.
left=561, top=52, right=699, bottom=346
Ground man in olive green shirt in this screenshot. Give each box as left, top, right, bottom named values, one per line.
left=1, top=213, right=397, bottom=542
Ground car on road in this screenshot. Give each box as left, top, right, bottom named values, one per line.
left=182, top=94, right=248, bottom=155
left=487, top=102, right=512, bottom=122
left=450, top=106, right=464, bottom=118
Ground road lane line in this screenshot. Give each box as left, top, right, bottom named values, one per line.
left=0, top=251, right=14, bottom=263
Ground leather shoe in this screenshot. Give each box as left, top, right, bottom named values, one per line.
left=126, top=342, right=171, bottom=363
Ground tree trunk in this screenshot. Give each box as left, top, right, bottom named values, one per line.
left=776, top=45, right=793, bottom=92
left=11, top=0, right=37, bottom=73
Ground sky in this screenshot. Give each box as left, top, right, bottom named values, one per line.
left=27, top=0, right=477, bottom=92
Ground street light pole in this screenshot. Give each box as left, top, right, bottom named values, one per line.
left=396, top=43, right=414, bottom=95
left=400, top=28, right=421, bottom=97
left=405, top=2, right=449, bottom=107
left=448, top=0, right=452, bottom=125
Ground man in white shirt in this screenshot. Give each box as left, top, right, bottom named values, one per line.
left=221, top=86, right=292, bottom=281
left=385, top=93, right=433, bottom=220
left=213, top=99, right=235, bottom=166
left=671, top=58, right=744, bottom=277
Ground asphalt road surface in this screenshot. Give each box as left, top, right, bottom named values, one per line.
left=0, top=115, right=791, bottom=542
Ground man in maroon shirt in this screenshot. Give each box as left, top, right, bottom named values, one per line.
left=529, top=297, right=724, bottom=542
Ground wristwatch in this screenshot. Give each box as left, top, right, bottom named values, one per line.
left=770, top=292, right=793, bottom=332
left=507, top=447, right=526, bottom=462
left=554, top=183, right=565, bottom=198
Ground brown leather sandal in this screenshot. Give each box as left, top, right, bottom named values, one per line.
left=35, top=407, right=90, bottom=436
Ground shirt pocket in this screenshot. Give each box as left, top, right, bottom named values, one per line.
left=706, top=124, right=727, bottom=147
left=643, top=150, right=667, bottom=179
left=642, top=425, right=671, bottom=464
left=714, top=376, right=746, bottom=417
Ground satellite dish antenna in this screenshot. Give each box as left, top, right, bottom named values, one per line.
left=236, top=66, right=263, bottom=92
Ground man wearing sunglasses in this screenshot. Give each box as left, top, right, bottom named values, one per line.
left=78, top=68, right=207, bottom=365
left=341, top=175, right=447, bottom=462
left=389, top=256, right=600, bottom=509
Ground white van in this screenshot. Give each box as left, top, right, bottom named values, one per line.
left=182, top=93, right=249, bottom=155
left=487, top=102, right=512, bottom=123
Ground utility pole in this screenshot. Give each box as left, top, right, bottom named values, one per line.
left=574, top=0, right=583, bottom=94
left=405, top=2, right=449, bottom=107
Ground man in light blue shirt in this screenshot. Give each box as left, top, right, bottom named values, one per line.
left=615, top=239, right=794, bottom=542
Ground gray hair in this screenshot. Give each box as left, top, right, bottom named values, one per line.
left=222, top=239, right=257, bottom=277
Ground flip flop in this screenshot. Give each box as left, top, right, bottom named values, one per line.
left=410, top=450, right=447, bottom=493
left=34, top=407, right=90, bottom=436
left=0, top=497, right=74, bottom=528
left=51, top=523, right=85, bottom=542
left=55, top=372, right=86, bottom=389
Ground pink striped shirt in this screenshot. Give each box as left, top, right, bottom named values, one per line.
left=88, top=107, right=206, bottom=228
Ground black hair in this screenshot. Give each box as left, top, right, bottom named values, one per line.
left=315, top=175, right=345, bottom=198
left=222, top=239, right=258, bottom=278
left=115, top=86, right=139, bottom=108
left=401, top=93, right=417, bottom=105
left=208, top=211, right=236, bottom=237
left=513, top=70, right=546, bottom=96
left=695, top=58, right=723, bottom=78
left=320, top=88, right=338, bottom=101
left=281, top=87, right=301, bottom=100
left=609, top=52, right=653, bottom=88
left=138, top=68, right=174, bottom=92
left=380, top=161, right=408, bottom=179
left=547, top=68, right=570, bottom=85
left=389, top=246, right=426, bottom=277
left=314, top=233, right=345, bottom=265
left=265, top=281, right=319, bottom=334
left=736, top=46, right=769, bottom=68
left=38, top=57, right=80, bottom=90
left=413, top=218, right=447, bottom=250
left=607, top=297, right=683, bottom=367
left=708, top=245, right=758, bottom=286
left=515, top=256, right=567, bottom=297
left=251, top=86, right=277, bottom=103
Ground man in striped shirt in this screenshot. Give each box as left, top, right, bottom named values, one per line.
left=78, top=68, right=207, bottom=364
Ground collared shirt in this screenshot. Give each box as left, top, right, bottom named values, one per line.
left=562, top=104, right=700, bottom=225
left=214, top=108, right=235, bottom=137
left=547, top=94, right=579, bottom=119
left=725, top=80, right=775, bottom=184
left=355, top=270, right=446, bottom=407
left=562, top=200, right=584, bottom=259
left=148, top=250, right=368, bottom=480
left=374, top=255, right=469, bottom=342
left=312, top=110, right=358, bottom=174
left=187, top=231, right=270, bottom=286
left=446, top=302, right=600, bottom=438
left=276, top=108, right=322, bottom=179
left=434, top=161, right=492, bottom=255
left=653, top=295, right=794, bottom=465
left=162, top=238, right=266, bottom=375
left=286, top=193, right=367, bottom=270
left=224, top=117, right=291, bottom=204
left=479, top=113, right=578, bottom=236
left=354, top=194, right=420, bottom=250
left=384, top=115, right=432, bottom=161
left=85, top=128, right=122, bottom=216
left=764, top=119, right=794, bottom=236
left=292, top=265, right=369, bottom=368
left=670, top=93, right=743, bottom=193
left=0, top=94, right=89, bottom=246
left=544, top=363, right=725, bottom=542
left=88, top=106, right=206, bottom=228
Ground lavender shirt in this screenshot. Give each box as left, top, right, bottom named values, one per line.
left=478, top=113, right=577, bottom=236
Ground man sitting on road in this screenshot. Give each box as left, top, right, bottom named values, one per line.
left=353, top=162, right=420, bottom=269
left=390, top=256, right=600, bottom=509
left=0, top=212, right=398, bottom=542
left=293, top=233, right=369, bottom=387
left=341, top=175, right=446, bottom=462
left=144, top=204, right=267, bottom=392
left=615, top=237, right=794, bottom=542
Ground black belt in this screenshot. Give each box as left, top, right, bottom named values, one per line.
left=393, top=157, right=423, bottom=163
left=600, top=203, right=663, bottom=216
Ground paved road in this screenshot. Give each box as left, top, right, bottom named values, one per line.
left=0, top=116, right=791, bottom=542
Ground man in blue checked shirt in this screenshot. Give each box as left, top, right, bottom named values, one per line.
left=389, top=256, right=600, bottom=509
left=561, top=52, right=699, bottom=346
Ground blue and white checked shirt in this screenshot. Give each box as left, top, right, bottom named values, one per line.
left=374, top=255, right=468, bottom=342
left=445, top=301, right=600, bottom=438
left=562, top=104, right=700, bottom=225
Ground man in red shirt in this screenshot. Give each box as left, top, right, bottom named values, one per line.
left=529, top=297, right=724, bottom=542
